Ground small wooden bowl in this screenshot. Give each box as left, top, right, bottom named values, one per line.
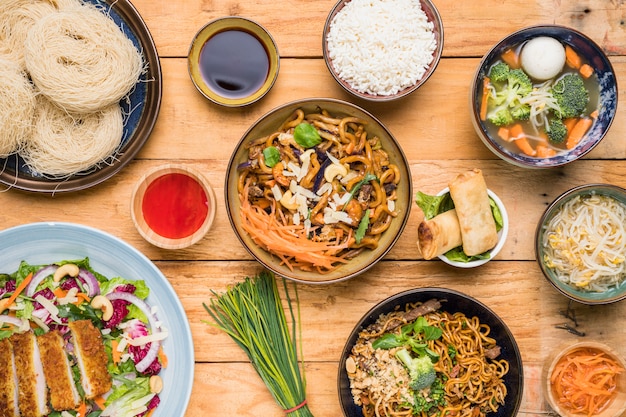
left=131, top=164, right=216, bottom=249
left=543, top=341, right=626, bottom=417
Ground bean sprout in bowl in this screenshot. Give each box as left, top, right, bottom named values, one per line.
left=470, top=25, right=617, bottom=168
left=224, top=98, right=412, bottom=284
left=322, top=0, right=443, bottom=101
left=535, top=184, right=626, bottom=304
left=338, top=288, right=523, bottom=417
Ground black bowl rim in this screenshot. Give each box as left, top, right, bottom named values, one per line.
left=470, top=24, right=618, bottom=169
left=224, top=97, right=413, bottom=284
left=534, top=183, right=626, bottom=305
left=337, top=287, right=524, bottom=417
left=322, top=0, right=444, bottom=102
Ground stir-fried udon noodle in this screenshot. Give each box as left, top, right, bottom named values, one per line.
left=237, top=107, right=401, bottom=273
left=346, top=300, right=509, bottom=417
left=542, top=194, right=626, bottom=292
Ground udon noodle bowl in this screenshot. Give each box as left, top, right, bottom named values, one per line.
left=541, top=193, right=626, bottom=292
left=345, top=299, right=510, bottom=417
left=236, top=106, right=402, bottom=274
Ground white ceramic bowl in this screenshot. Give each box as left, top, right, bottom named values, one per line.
left=435, top=187, right=508, bottom=268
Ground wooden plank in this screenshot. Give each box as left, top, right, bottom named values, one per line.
left=129, top=0, right=626, bottom=58
left=141, top=57, right=626, bottom=162
left=3, top=160, right=626, bottom=263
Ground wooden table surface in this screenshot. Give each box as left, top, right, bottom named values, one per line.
left=2, top=0, right=626, bottom=416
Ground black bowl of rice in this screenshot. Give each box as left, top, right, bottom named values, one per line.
left=338, top=288, right=523, bottom=417
left=323, top=0, right=443, bottom=102
left=535, top=183, right=626, bottom=305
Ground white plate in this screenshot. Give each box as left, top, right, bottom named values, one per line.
left=0, top=222, right=193, bottom=416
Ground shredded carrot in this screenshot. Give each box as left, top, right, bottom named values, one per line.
left=4, top=272, right=33, bottom=309
left=497, top=126, right=510, bottom=141
left=536, top=144, right=557, bottom=157
left=566, top=117, right=593, bottom=149
left=579, top=63, right=594, bottom=78
left=501, top=48, right=520, bottom=69
left=145, top=409, right=156, bottom=417
left=94, top=396, right=107, bottom=410
left=589, top=109, right=599, bottom=119
left=74, top=292, right=91, bottom=305
left=239, top=183, right=352, bottom=273
left=550, top=347, right=624, bottom=416
left=53, top=287, right=67, bottom=299
left=158, top=346, right=168, bottom=368
left=110, top=339, right=122, bottom=364
left=76, top=401, right=87, bottom=417
left=479, top=76, right=491, bottom=121
left=565, top=44, right=582, bottom=69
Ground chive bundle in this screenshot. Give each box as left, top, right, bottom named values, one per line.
left=203, top=270, right=313, bottom=416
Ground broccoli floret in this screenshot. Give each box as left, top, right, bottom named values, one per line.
left=487, top=107, right=513, bottom=126
left=547, top=118, right=568, bottom=144
left=511, top=103, right=531, bottom=120
left=488, top=61, right=510, bottom=83
left=551, top=73, right=589, bottom=119
left=487, top=67, right=533, bottom=126
left=395, top=348, right=436, bottom=391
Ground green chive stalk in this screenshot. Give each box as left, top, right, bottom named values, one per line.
left=203, top=270, right=313, bottom=416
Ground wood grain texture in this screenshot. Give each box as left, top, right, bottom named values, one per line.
left=2, top=0, right=626, bottom=415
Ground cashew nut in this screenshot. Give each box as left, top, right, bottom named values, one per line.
left=53, top=263, right=80, bottom=283
left=279, top=190, right=299, bottom=211
left=149, top=375, right=163, bottom=394
left=90, top=295, right=114, bottom=321
left=324, top=163, right=348, bottom=182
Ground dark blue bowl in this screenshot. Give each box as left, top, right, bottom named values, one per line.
left=470, top=25, right=617, bottom=168
left=338, top=288, right=523, bottom=417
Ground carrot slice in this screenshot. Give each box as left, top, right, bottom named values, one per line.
left=479, top=77, right=491, bottom=121
left=110, top=339, right=122, bottom=364
left=508, top=124, right=536, bottom=156
left=3, top=272, right=33, bottom=309
left=501, top=48, right=520, bottom=69
left=158, top=346, right=169, bottom=368
left=565, top=45, right=582, bottom=69
left=579, top=63, right=594, bottom=78
left=497, top=127, right=510, bottom=141
left=566, top=117, right=593, bottom=149
left=536, top=145, right=556, bottom=157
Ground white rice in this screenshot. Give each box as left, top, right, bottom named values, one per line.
left=326, top=0, right=437, bottom=96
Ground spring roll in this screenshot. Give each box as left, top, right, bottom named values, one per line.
left=448, top=169, right=498, bottom=256
left=417, top=209, right=463, bottom=259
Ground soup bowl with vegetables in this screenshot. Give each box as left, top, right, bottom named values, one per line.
left=225, top=98, right=412, bottom=284
left=535, top=184, right=626, bottom=304
left=470, top=25, right=617, bottom=168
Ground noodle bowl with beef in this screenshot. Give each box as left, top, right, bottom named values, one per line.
left=345, top=299, right=510, bottom=417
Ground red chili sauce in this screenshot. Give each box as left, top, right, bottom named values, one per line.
left=142, top=173, right=209, bottom=239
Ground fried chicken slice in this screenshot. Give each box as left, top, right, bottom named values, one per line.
left=68, top=320, right=112, bottom=399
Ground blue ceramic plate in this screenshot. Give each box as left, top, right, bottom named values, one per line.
left=0, top=222, right=193, bottom=416
left=338, top=288, right=523, bottom=417
left=0, top=0, right=162, bottom=193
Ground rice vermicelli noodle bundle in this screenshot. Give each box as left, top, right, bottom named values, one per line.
left=23, top=4, right=144, bottom=113
left=22, top=97, right=124, bottom=176
left=0, top=0, right=80, bottom=69
left=0, top=58, right=36, bottom=157
left=542, top=194, right=626, bottom=292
